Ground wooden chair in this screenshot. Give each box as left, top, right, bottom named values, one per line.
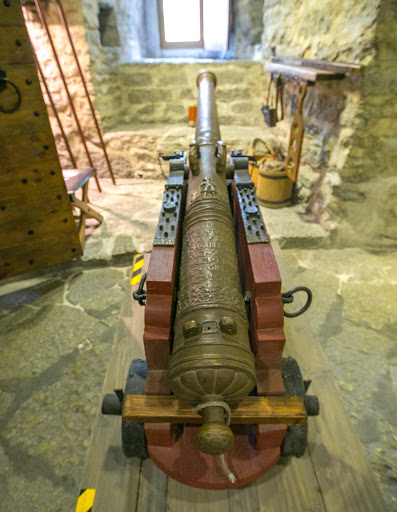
left=62, top=168, right=104, bottom=247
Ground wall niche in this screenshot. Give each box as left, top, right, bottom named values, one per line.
left=98, top=4, right=120, bottom=47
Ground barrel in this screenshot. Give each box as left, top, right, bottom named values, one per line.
left=249, top=160, right=259, bottom=188
left=256, top=163, right=293, bottom=209
left=168, top=70, right=256, bottom=457
left=248, top=138, right=274, bottom=188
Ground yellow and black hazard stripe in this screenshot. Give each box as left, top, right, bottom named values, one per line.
left=75, top=488, right=95, bottom=512
left=130, top=253, right=144, bottom=285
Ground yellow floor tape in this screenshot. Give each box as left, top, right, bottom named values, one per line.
left=75, top=488, right=95, bottom=512
left=130, top=253, right=144, bottom=285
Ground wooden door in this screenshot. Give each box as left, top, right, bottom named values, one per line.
left=0, top=0, right=82, bottom=279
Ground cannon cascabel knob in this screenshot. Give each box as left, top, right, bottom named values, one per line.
left=195, top=422, right=234, bottom=456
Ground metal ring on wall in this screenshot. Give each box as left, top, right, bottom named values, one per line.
left=0, top=77, right=22, bottom=114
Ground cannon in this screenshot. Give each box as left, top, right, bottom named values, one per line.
left=102, top=70, right=318, bottom=489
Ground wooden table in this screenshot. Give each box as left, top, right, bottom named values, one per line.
left=77, top=245, right=386, bottom=512
left=264, top=58, right=361, bottom=184
left=265, top=62, right=346, bottom=83
left=62, top=168, right=104, bottom=247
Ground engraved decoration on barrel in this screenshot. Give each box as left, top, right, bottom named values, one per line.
left=168, top=71, right=256, bottom=456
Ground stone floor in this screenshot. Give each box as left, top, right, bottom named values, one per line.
left=0, top=179, right=396, bottom=511
left=0, top=264, right=131, bottom=512
left=84, top=177, right=329, bottom=261
left=281, top=248, right=397, bottom=511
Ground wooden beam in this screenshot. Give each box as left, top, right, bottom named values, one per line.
left=72, top=195, right=104, bottom=222
left=271, top=56, right=362, bottom=74
left=265, top=62, right=345, bottom=82
left=123, top=395, right=306, bottom=424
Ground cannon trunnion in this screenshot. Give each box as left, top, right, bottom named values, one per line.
left=102, top=70, right=318, bottom=489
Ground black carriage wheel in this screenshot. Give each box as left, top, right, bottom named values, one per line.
left=280, top=357, right=308, bottom=458
left=121, top=359, right=148, bottom=459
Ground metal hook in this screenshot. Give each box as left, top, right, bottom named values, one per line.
left=0, top=76, right=22, bottom=114
left=282, top=286, right=312, bottom=318
left=132, top=272, right=147, bottom=306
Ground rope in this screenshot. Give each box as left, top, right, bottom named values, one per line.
left=192, top=400, right=231, bottom=425
left=220, top=454, right=237, bottom=484
left=192, top=401, right=237, bottom=484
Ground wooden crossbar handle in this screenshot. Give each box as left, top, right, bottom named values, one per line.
left=122, top=395, right=306, bottom=424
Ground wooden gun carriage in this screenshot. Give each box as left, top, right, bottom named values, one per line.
left=102, top=70, right=318, bottom=489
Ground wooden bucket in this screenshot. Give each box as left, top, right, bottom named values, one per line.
left=248, top=138, right=274, bottom=188
left=249, top=159, right=260, bottom=188
left=256, top=164, right=293, bottom=209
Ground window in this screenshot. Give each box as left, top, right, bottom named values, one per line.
left=157, top=0, right=230, bottom=52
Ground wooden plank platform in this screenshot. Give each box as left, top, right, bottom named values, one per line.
left=79, top=247, right=386, bottom=512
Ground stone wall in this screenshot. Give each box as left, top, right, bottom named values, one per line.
left=29, top=0, right=397, bottom=249
left=74, top=0, right=268, bottom=177
left=232, top=0, right=264, bottom=59
left=82, top=0, right=267, bottom=131
left=24, top=0, right=102, bottom=170
left=261, top=0, right=397, bottom=249
left=90, top=60, right=266, bottom=179
left=27, top=1, right=266, bottom=179
left=331, top=0, right=397, bottom=248
left=98, top=3, right=120, bottom=47
left=85, top=0, right=264, bottom=62
left=109, top=61, right=264, bottom=129
left=25, top=0, right=277, bottom=182
left=81, top=0, right=397, bottom=250
left=80, top=2, right=265, bottom=131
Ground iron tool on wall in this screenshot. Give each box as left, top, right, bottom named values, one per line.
left=261, top=73, right=284, bottom=127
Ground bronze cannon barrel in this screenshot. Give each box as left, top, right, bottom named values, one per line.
left=168, top=71, right=256, bottom=456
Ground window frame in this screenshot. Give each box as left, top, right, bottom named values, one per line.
left=157, top=0, right=204, bottom=50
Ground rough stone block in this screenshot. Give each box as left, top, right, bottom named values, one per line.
left=215, top=69, right=252, bottom=84
left=230, top=101, right=255, bottom=114
left=128, top=88, right=172, bottom=104
left=120, top=72, right=153, bottom=86
left=178, top=88, right=195, bottom=100
left=156, top=73, right=189, bottom=87
left=67, top=268, right=124, bottom=304
left=160, top=104, right=186, bottom=123
left=298, top=164, right=320, bottom=189
left=216, top=87, right=252, bottom=101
